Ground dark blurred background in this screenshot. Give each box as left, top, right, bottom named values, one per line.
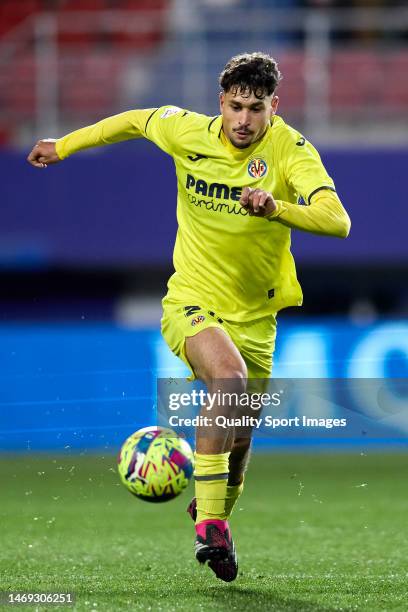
left=0, top=0, right=407, bottom=451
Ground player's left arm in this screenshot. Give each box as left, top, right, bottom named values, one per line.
left=240, top=133, right=350, bottom=238
left=240, top=187, right=350, bottom=238
left=273, top=188, right=350, bottom=238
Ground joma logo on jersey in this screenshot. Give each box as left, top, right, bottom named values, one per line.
left=248, top=158, right=268, bottom=179
left=186, top=174, right=242, bottom=202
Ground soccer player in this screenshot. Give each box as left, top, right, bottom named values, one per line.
left=27, top=52, right=350, bottom=583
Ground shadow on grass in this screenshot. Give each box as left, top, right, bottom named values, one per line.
left=193, top=584, right=337, bottom=612
left=97, top=583, right=339, bottom=612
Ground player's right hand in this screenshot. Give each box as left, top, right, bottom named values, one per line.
left=27, top=139, right=61, bottom=168
left=239, top=186, right=277, bottom=217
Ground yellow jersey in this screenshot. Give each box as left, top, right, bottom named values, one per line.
left=56, top=106, right=350, bottom=320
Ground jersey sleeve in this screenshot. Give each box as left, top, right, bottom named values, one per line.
left=266, top=126, right=350, bottom=237
left=267, top=190, right=351, bottom=238
left=55, top=108, right=155, bottom=159
left=55, top=105, right=189, bottom=160
left=281, top=131, right=336, bottom=204
left=142, top=106, right=191, bottom=155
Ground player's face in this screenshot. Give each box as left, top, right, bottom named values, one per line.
left=220, top=89, right=279, bottom=149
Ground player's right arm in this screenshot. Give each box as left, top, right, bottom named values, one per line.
left=27, top=106, right=187, bottom=168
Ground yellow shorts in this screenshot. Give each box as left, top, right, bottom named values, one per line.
left=161, top=300, right=277, bottom=382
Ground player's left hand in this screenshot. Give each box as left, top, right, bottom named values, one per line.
left=27, top=139, right=60, bottom=168
left=239, top=187, right=277, bottom=217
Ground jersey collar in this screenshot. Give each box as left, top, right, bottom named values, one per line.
left=209, top=115, right=273, bottom=159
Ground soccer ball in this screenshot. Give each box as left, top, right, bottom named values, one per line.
left=117, top=426, right=194, bottom=502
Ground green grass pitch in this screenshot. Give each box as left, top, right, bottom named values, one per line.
left=1, top=452, right=407, bottom=611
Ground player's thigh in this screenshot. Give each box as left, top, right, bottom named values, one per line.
left=227, top=314, right=277, bottom=393
left=185, top=327, right=247, bottom=385
left=161, top=302, right=246, bottom=382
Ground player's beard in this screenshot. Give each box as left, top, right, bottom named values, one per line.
left=230, top=129, right=254, bottom=148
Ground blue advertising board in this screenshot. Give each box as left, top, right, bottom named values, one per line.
left=0, top=318, right=406, bottom=451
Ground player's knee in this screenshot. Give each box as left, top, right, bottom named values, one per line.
left=208, top=361, right=248, bottom=388
left=221, top=364, right=247, bottom=381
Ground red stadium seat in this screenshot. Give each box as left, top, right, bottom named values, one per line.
left=111, top=0, right=168, bottom=49
left=0, top=123, right=12, bottom=145
left=60, top=0, right=107, bottom=10
left=59, top=52, right=123, bottom=117
left=382, top=51, right=408, bottom=111
left=57, top=0, right=108, bottom=46
left=0, top=56, right=36, bottom=117
left=330, top=50, right=384, bottom=111
left=0, top=0, right=41, bottom=38
left=57, top=0, right=168, bottom=49
left=277, top=51, right=306, bottom=112
left=123, top=0, right=167, bottom=8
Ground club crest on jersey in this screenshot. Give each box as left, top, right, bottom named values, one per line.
left=191, top=315, right=205, bottom=327
left=248, top=158, right=268, bottom=179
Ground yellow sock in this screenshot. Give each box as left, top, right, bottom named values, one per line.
left=225, top=481, right=244, bottom=519
left=194, top=452, right=230, bottom=523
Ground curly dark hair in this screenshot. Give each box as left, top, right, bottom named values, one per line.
left=219, top=52, right=282, bottom=99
